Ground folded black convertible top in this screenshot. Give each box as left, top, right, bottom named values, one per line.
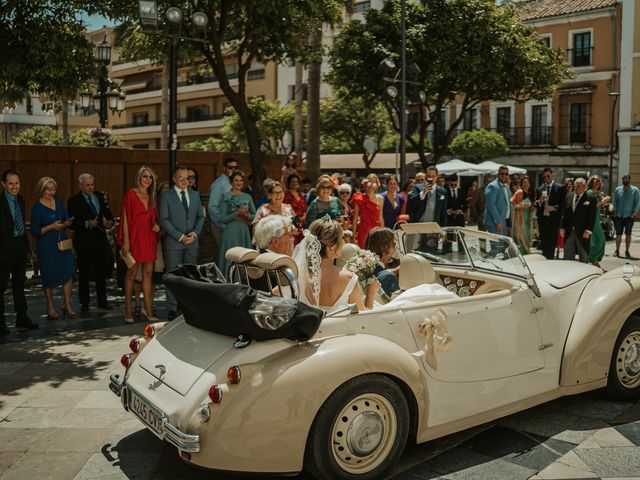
left=163, top=265, right=323, bottom=342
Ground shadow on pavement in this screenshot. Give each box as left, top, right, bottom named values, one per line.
left=0, top=324, right=138, bottom=409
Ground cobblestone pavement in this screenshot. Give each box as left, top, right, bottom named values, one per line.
left=1, top=226, right=640, bottom=479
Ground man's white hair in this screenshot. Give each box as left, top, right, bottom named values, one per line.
left=254, top=215, right=290, bottom=249
left=78, top=173, right=94, bottom=184
left=262, top=177, right=276, bottom=188
left=338, top=183, right=352, bottom=193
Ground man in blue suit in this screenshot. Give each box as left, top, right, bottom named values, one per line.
left=160, top=165, right=205, bottom=320
left=483, top=166, right=511, bottom=235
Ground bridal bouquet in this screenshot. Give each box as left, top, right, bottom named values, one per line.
left=344, top=249, right=379, bottom=283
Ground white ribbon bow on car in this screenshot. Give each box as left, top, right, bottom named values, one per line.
left=417, top=307, right=453, bottom=369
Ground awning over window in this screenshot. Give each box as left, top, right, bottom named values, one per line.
left=118, top=72, right=155, bottom=92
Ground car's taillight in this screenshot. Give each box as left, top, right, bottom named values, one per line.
left=121, top=353, right=134, bottom=368
left=144, top=324, right=155, bottom=339
left=227, top=366, right=241, bottom=384
left=129, top=338, right=140, bottom=353
left=144, top=321, right=169, bottom=339
left=208, top=385, right=223, bottom=403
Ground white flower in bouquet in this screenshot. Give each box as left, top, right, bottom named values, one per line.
left=344, top=249, right=379, bottom=283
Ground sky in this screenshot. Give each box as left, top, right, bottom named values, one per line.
left=78, top=13, right=117, bottom=31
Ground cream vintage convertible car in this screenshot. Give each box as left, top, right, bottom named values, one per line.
left=109, top=223, right=640, bottom=480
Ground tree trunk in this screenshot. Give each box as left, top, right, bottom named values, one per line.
left=61, top=98, right=69, bottom=145
left=160, top=57, right=170, bottom=150
left=306, top=24, right=323, bottom=182
left=294, top=60, right=304, bottom=158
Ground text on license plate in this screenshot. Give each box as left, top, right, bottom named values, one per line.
left=130, top=390, right=165, bottom=438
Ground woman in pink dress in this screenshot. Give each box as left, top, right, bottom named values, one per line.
left=119, top=166, right=160, bottom=323
left=351, top=173, right=384, bottom=248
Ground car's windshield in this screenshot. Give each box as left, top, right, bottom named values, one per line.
left=401, top=227, right=529, bottom=279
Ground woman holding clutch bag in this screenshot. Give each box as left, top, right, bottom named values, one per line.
left=30, top=177, right=75, bottom=320
left=119, top=166, right=161, bottom=323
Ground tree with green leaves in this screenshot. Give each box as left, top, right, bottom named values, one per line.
left=13, top=126, right=120, bottom=147
left=449, top=129, right=509, bottom=162
left=0, top=2, right=98, bottom=99
left=101, top=0, right=343, bottom=192
left=185, top=97, right=296, bottom=154
left=320, top=90, right=392, bottom=171
left=328, top=0, right=571, bottom=167
left=13, top=126, right=64, bottom=146
left=0, top=2, right=100, bottom=145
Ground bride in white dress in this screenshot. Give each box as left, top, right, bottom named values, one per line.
left=292, top=217, right=380, bottom=312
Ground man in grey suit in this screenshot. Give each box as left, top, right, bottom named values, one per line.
left=160, top=165, right=205, bottom=320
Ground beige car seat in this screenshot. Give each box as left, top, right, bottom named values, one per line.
left=399, top=253, right=437, bottom=290
left=253, top=252, right=299, bottom=298
left=225, top=247, right=262, bottom=283
left=337, top=242, right=360, bottom=269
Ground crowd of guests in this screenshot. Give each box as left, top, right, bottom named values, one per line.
left=1, top=158, right=639, bottom=333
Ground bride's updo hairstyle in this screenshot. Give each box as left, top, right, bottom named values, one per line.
left=308, top=216, right=343, bottom=258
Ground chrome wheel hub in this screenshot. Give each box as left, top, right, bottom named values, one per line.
left=347, top=411, right=384, bottom=456
left=616, top=331, right=640, bottom=388
left=331, top=393, right=396, bottom=474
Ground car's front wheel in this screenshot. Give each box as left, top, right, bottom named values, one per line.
left=607, top=315, right=640, bottom=400
left=304, top=374, right=410, bottom=480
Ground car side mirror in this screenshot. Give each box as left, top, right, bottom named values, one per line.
left=623, top=263, right=635, bottom=280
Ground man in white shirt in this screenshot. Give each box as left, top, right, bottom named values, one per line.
left=160, top=165, right=205, bottom=319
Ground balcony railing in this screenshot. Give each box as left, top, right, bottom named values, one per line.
left=126, top=72, right=239, bottom=95
left=489, top=127, right=554, bottom=147
left=112, top=113, right=226, bottom=129
left=567, top=47, right=593, bottom=67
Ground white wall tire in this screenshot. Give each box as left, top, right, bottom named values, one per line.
left=607, top=315, right=640, bottom=400
left=304, top=375, right=410, bottom=480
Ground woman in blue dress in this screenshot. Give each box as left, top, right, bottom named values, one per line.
left=30, top=177, right=75, bottom=320
left=218, top=171, right=256, bottom=276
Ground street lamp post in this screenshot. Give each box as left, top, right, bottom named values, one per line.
left=79, top=39, right=126, bottom=147
left=380, top=0, right=424, bottom=185
left=608, top=91, right=620, bottom=194
left=137, top=1, right=208, bottom=174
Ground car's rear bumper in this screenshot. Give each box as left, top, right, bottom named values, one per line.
left=109, top=373, right=201, bottom=453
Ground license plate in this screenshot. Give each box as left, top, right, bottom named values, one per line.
left=129, top=389, right=165, bottom=438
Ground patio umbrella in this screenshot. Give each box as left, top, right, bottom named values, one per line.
left=475, top=161, right=527, bottom=175
left=436, top=159, right=484, bottom=176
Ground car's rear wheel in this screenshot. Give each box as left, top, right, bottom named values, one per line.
left=304, top=374, right=409, bottom=480
left=607, top=315, right=640, bottom=400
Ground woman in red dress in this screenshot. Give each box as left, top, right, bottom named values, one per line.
left=119, top=166, right=161, bottom=323
left=351, top=173, right=384, bottom=248
left=283, top=174, right=307, bottom=244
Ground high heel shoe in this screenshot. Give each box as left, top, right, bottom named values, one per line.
left=47, top=311, right=58, bottom=321
left=141, top=308, right=159, bottom=323
left=61, top=306, right=76, bottom=319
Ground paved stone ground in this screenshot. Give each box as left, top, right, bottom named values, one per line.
left=1, top=226, right=640, bottom=479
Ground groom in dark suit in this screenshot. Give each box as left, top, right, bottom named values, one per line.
left=536, top=167, right=565, bottom=259
left=160, top=165, right=205, bottom=320
left=560, top=178, right=597, bottom=263
left=0, top=169, right=38, bottom=333
left=68, top=173, right=115, bottom=312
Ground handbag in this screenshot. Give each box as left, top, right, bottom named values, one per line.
left=57, top=231, right=73, bottom=252
left=120, top=248, right=137, bottom=268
